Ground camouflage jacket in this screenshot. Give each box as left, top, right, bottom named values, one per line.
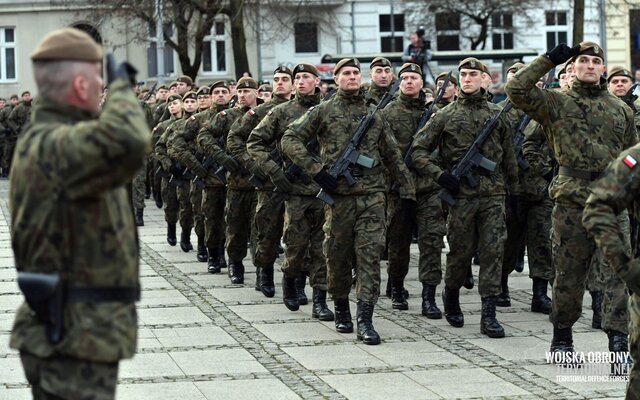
left=227, top=94, right=289, bottom=190
left=0, top=104, right=13, bottom=134
left=197, top=105, right=249, bottom=190
left=505, top=55, right=638, bottom=207
left=498, top=98, right=527, bottom=196
left=155, top=113, right=192, bottom=172
left=281, top=88, right=415, bottom=199
left=411, top=88, right=517, bottom=198
left=151, top=116, right=177, bottom=164
left=521, top=120, right=556, bottom=200
left=247, top=90, right=322, bottom=196
left=153, top=101, right=168, bottom=126
left=9, top=79, right=149, bottom=362
left=583, top=143, right=640, bottom=278
left=365, top=82, right=389, bottom=105
left=8, top=101, right=32, bottom=138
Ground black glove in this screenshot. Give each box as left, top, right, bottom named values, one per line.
left=437, top=172, right=460, bottom=195
left=270, top=169, right=293, bottom=193
left=399, top=198, right=417, bottom=222
left=106, top=53, right=138, bottom=86
left=248, top=161, right=268, bottom=182
left=314, top=170, right=338, bottom=193
left=545, top=43, right=581, bottom=66
left=220, top=155, right=240, bottom=173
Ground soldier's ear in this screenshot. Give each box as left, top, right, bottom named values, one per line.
left=333, top=74, right=339, bottom=85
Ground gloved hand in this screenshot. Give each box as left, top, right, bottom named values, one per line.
left=220, top=154, right=240, bottom=173
left=270, top=169, right=293, bottom=192
left=106, top=54, right=138, bottom=86
left=622, top=258, right=640, bottom=295
left=248, top=161, right=268, bottom=182
left=193, top=164, right=209, bottom=178
left=314, top=170, right=338, bottom=193
left=437, top=172, right=460, bottom=195
left=399, top=198, right=417, bottom=222
left=545, top=43, right=581, bottom=66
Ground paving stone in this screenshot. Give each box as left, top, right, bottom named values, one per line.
left=0, top=357, right=27, bottom=384
left=254, top=322, right=347, bottom=344
left=322, top=372, right=442, bottom=400
left=118, top=382, right=207, bottom=400
left=169, top=349, right=268, bottom=375
left=0, top=387, right=31, bottom=400
left=283, top=344, right=388, bottom=370
left=467, top=336, right=551, bottom=361
left=195, top=379, right=301, bottom=400
left=152, top=326, right=237, bottom=347
left=357, top=341, right=468, bottom=366
left=119, top=353, right=185, bottom=379
left=138, top=306, right=210, bottom=326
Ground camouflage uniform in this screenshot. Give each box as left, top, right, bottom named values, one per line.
left=365, top=82, right=389, bottom=105
left=9, top=78, right=148, bottom=399
left=0, top=104, right=13, bottom=176
left=583, top=144, right=640, bottom=396
left=155, top=116, right=182, bottom=234
left=4, top=100, right=31, bottom=175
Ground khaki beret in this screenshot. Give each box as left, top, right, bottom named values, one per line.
left=177, top=75, right=193, bottom=86
left=210, top=80, right=229, bottom=90
left=274, top=65, right=293, bottom=77
left=507, top=62, right=525, bottom=74
left=168, top=81, right=179, bottom=89
left=436, top=71, right=458, bottom=86
left=458, top=57, right=485, bottom=72
left=334, top=58, right=360, bottom=75
left=607, top=66, right=633, bottom=82
left=167, top=94, right=182, bottom=103
left=370, top=57, right=392, bottom=69
left=31, top=28, right=103, bottom=62
left=196, top=86, right=211, bottom=96
left=398, top=63, right=422, bottom=77
left=237, top=77, right=258, bottom=89
left=557, top=66, right=567, bottom=79
left=182, top=91, right=197, bottom=101
left=157, top=84, right=169, bottom=91
left=571, top=41, right=605, bottom=62
left=228, top=80, right=237, bottom=86
left=258, top=84, right=272, bottom=93
left=423, top=87, right=434, bottom=96
left=293, top=63, right=319, bottom=77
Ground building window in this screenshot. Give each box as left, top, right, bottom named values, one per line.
left=202, top=20, right=227, bottom=73
left=147, top=23, right=175, bottom=77
left=294, top=22, right=318, bottom=53
left=492, top=12, right=514, bottom=50
left=379, top=14, right=404, bottom=52
left=435, top=12, right=460, bottom=50
left=545, top=11, right=568, bottom=50
left=0, top=27, right=16, bottom=82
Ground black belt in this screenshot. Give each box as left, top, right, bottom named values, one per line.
left=558, top=166, right=602, bottom=181
left=66, top=287, right=140, bottom=303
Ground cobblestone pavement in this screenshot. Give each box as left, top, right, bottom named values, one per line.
left=0, top=180, right=628, bottom=399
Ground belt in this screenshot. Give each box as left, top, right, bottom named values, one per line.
left=66, top=286, right=140, bottom=303
left=350, top=165, right=380, bottom=178
left=558, top=166, right=602, bottom=181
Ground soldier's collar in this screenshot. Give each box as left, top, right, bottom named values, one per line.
left=571, top=79, right=607, bottom=97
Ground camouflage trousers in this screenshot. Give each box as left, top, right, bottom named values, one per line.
left=161, top=177, right=179, bottom=225
left=202, top=186, right=226, bottom=252
left=445, top=196, right=506, bottom=297
left=323, top=192, right=386, bottom=304
left=253, top=190, right=285, bottom=269
left=282, top=195, right=327, bottom=289
left=190, top=184, right=204, bottom=238
left=20, top=352, right=118, bottom=400
left=131, top=161, right=147, bottom=210
left=177, top=181, right=193, bottom=232
left=151, top=160, right=162, bottom=203
left=2, top=136, right=16, bottom=173
left=225, top=189, right=257, bottom=263
left=627, top=293, right=640, bottom=399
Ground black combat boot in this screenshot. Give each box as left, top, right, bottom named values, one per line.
left=421, top=283, right=442, bottom=319
left=334, top=298, right=354, bottom=333
left=207, top=248, right=221, bottom=274
left=154, top=193, right=163, bottom=209
left=390, top=278, right=408, bottom=310
left=295, top=273, right=308, bottom=305
left=480, top=296, right=505, bottom=338
left=496, top=274, right=511, bottom=307
left=145, top=186, right=151, bottom=199
left=229, top=261, right=244, bottom=284
left=550, top=327, right=581, bottom=368
left=254, top=267, right=262, bottom=291
left=608, top=330, right=631, bottom=376
left=590, top=291, right=603, bottom=329
left=260, top=264, right=275, bottom=298
left=311, top=288, right=334, bottom=321
left=356, top=301, right=381, bottom=345
left=135, top=208, right=144, bottom=227
left=218, top=243, right=227, bottom=268
left=442, top=287, right=464, bottom=327
left=515, top=245, right=525, bottom=273
left=531, top=277, right=552, bottom=314
left=167, top=223, right=177, bottom=246
left=196, top=236, right=208, bottom=262
left=282, top=275, right=300, bottom=311
left=463, top=265, right=474, bottom=289
left=386, top=278, right=409, bottom=299
left=180, top=228, right=193, bottom=252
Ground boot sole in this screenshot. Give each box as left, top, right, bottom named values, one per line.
left=312, top=312, right=335, bottom=321
left=392, top=304, right=408, bottom=311
left=445, top=316, right=464, bottom=328
left=480, top=327, right=505, bottom=338
left=356, top=333, right=381, bottom=345
left=261, top=287, right=275, bottom=298
left=531, top=305, right=551, bottom=314
left=335, top=325, right=354, bottom=333
left=423, top=311, right=443, bottom=319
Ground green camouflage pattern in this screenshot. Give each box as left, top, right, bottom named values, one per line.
left=253, top=190, right=285, bottom=269
left=203, top=186, right=226, bottom=251
left=225, top=188, right=257, bottom=263
left=416, top=192, right=445, bottom=285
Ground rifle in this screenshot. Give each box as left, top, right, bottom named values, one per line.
left=140, top=83, right=158, bottom=104
left=249, top=147, right=283, bottom=189
left=622, top=83, right=640, bottom=106
left=317, top=78, right=401, bottom=206
left=437, top=102, right=514, bottom=206
left=281, top=138, right=318, bottom=186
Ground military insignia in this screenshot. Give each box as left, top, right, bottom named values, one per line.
left=267, top=110, right=273, bottom=116
left=623, top=155, right=637, bottom=168
left=470, top=61, right=476, bottom=68
left=248, top=109, right=256, bottom=116
left=298, top=64, right=304, bottom=71
left=189, top=116, right=196, bottom=121
left=410, top=64, right=416, bottom=71
left=219, top=110, right=227, bottom=116
left=594, top=45, right=600, bottom=54
left=244, top=82, right=249, bottom=87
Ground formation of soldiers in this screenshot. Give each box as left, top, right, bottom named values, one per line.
left=0, top=91, right=32, bottom=177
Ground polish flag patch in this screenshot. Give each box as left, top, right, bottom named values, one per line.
left=623, top=155, right=637, bottom=168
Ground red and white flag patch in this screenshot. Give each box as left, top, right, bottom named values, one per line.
left=623, top=155, right=637, bottom=168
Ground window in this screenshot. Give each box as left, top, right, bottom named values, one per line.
left=379, top=14, right=405, bottom=52
left=435, top=12, right=460, bottom=50
left=294, top=22, right=318, bottom=53
left=147, top=23, right=175, bottom=77
left=202, top=20, right=227, bottom=73
left=492, top=13, right=514, bottom=50
left=0, top=27, right=16, bottom=81
left=545, top=11, right=568, bottom=50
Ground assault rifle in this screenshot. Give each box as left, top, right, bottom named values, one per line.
left=281, top=138, right=318, bottom=186
left=140, top=83, right=157, bottom=105
left=317, top=78, right=401, bottom=206
left=438, top=102, right=514, bottom=206
left=249, top=147, right=283, bottom=189
left=622, top=83, right=640, bottom=106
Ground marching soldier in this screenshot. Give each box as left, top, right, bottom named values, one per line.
left=366, top=57, right=393, bottom=105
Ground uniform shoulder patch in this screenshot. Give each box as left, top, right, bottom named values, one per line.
left=623, top=155, right=637, bottom=169
left=248, top=109, right=256, bottom=116
left=308, top=106, right=315, bottom=112
left=267, top=110, right=273, bottom=116
left=189, top=115, right=196, bottom=121
left=218, top=110, right=227, bottom=117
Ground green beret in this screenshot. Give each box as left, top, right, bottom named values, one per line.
left=370, top=57, right=392, bottom=69
left=236, top=77, right=258, bottom=89
left=258, top=84, right=272, bottom=93
left=157, top=84, right=169, bottom=91
left=607, top=66, right=633, bottom=82
left=436, top=71, right=458, bottom=86
left=568, top=41, right=605, bottom=64
left=177, top=75, right=193, bottom=86
left=168, top=81, right=179, bottom=89
left=293, top=63, right=319, bottom=77
left=398, top=63, right=422, bottom=77
left=167, top=94, right=182, bottom=103
left=182, top=91, right=197, bottom=101
left=557, top=66, right=567, bottom=79
left=196, top=86, right=211, bottom=96
left=458, top=57, right=484, bottom=72
left=507, top=62, right=525, bottom=74
left=210, top=80, right=229, bottom=90
left=274, top=65, right=293, bottom=77
left=31, top=28, right=103, bottom=62
left=334, top=58, right=360, bottom=75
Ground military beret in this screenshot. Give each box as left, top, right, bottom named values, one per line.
left=293, top=63, right=319, bottom=77
left=258, top=84, right=272, bottom=93
left=398, top=62, right=422, bottom=77
left=182, top=91, right=197, bottom=101
left=177, top=75, right=193, bottom=86
left=436, top=71, right=458, bottom=86
left=557, top=65, right=567, bottom=79
left=458, top=57, right=485, bottom=72
left=210, top=80, right=229, bottom=90
left=168, top=81, right=179, bottom=89
left=237, top=77, right=258, bottom=89
left=274, top=65, right=293, bottom=77
left=607, top=66, right=633, bottom=82
left=31, top=28, right=103, bottom=62
left=196, top=86, right=211, bottom=96
left=157, top=84, right=169, bottom=91
left=423, top=87, right=435, bottom=96
left=507, top=62, right=525, bottom=74
left=334, top=58, right=360, bottom=75
left=370, top=57, right=392, bottom=69
left=167, top=94, right=182, bottom=103
left=228, top=80, right=237, bottom=86
left=571, top=41, right=605, bottom=62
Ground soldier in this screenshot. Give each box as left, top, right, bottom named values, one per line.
left=505, top=42, right=637, bottom=359
left=608, top=66, right=640, bottom=130
left=4, top=91, right=32, bottom=176
left=412, top=57, right=517, bottom=338
left=281, top=58, right=416, bottom=345
left=434, top=71, right=458, bottom=106
left=247, top=63, right=333, bottom=318
left=258, top=84, right=273, bottom=102
left=366, top=57, right=393, bottom=105
left=582, top=144, right=640, bottom=396
left=10, top=28, right=148, bottom=399
left=227, top=66, right=293, bottom=294
left=211, top=80, right=232, bottom=111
